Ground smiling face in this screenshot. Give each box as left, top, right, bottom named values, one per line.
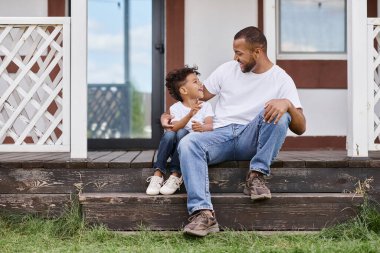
left=233, top=38, right=261, bottom=73
left=179, top=73, right=204, bottom=99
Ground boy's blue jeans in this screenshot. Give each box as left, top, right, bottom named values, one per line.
left=178, top=110, right=291, bottom=214
left=154, top=129, right=189, bottom=175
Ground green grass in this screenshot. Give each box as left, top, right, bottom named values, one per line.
left=1, top=199, right=380, bottom=253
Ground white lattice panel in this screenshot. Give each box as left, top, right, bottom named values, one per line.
left=368, top=19, right=380, bottom=150
left=0, top=18, right=70, bottom=151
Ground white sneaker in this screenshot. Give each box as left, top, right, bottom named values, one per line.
left=159, top=175, right=183, bottom=195
left=146, top=175, right=164, bottom=195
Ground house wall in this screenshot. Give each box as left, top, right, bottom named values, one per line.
left=184, top=0, right=258, bottom=78
left=182, top=0, right=377, bottom=144
left=0, top=0, right=48, bottom=16
left=183, top=0, right=349, bottom=138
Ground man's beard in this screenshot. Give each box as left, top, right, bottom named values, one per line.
left=240, top=60, right=256, bottom=73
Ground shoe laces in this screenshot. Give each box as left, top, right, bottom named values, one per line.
left=248, top=173, right=266, bottom=187
left=146, top=176, right=163, bottom=186
left=163, top=176, right=181, bottom=188
left=188, top=211, right=212, bottom=223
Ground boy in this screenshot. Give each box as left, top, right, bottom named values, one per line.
left=146, top=66, right=214, bottom=195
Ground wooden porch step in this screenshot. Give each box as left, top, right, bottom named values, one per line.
left=79, top=192, right=363, bottom=231
left=0, top=193, right=71, bottom=217
left=0, top=166, right=372, bottom=194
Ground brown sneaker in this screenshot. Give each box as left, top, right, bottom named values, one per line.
left=183, top=210, right=219, bottom=237
left=243, top=171, right=272, bottom=200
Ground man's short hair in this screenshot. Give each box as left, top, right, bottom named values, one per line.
left=165, top=66, right=200, bottom=102
left=234, top=26, right=267, bottom=52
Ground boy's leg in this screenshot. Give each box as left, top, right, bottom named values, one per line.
left=168, top=129, right=189, bottom=174
left=154, top=131, right=177, bottom=175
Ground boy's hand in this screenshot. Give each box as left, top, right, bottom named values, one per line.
left=189, top=100, right=203, bottom=117
left=161, top=113, right=174, bottom=130
left=191, top=121, right=204, bottom=132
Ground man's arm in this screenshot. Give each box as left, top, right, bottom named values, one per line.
left=200, top=85, right=215, bottom=101
left=264, top=99, right=306, bottom=135
left=160, top=112, right=174, bottom=130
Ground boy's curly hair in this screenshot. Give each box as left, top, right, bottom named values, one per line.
left=165, top=65, right=200, bottom=102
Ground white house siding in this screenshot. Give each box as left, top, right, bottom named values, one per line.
left=0, top=0, right=47, bottom=17
left=288, top=89, right=347, bottom=136
left=184, top=0, right=258, bottom=77
left=184, top=0, right=347, bottom=137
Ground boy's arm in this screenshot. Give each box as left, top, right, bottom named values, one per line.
left=171, top=101, right=202, bottom=132
left=191, top=116, right=213, bottom=132
left=171, top=114, right=192, bottom=132
left=202, top=116, right=213, bottom=131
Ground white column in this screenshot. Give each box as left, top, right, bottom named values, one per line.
left=70, top=0, right=87, bottom=159
left=263, top=0, right=276, bottom=64
left=347, top=0, right=368, bottom=157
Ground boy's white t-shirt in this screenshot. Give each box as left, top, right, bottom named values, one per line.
left=170, top=101, right=214, bottom=132
left=203, top=61, right=302, bottom=129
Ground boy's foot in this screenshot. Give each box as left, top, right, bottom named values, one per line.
left=183, top=210, right=219, bottom=237
left=146, top=175, right=164, bottom=195
left=160, top=175, right=183, bottom=195
left=243, top=171, right=272, bottom=200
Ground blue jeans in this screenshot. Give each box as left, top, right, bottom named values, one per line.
left=178, top=110, right=291, bottom=214
left=154, top=129, right=189, bottom=175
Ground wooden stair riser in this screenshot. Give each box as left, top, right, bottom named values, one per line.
left=0, top=194, right=71, bottom=217
left=1, top=167, right=376, bottom=194
left=80, top=193, right=363, bottom=231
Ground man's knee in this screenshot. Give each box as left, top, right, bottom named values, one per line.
left=277, top=112, right=291, bottom=127
left=178, top=132, right=201, bottom=152
left=258, top=110, right=291, bottom=127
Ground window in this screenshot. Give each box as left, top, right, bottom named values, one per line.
left=87, top=0, right=164, bottom=149
left=277, top=0, right=346, bottom=60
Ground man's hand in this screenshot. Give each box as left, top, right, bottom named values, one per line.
left=161, top=112, right=174, bottom=130
left=191, top=121, right=204, bottom=132
left=264, top=99, right=290, bottom=124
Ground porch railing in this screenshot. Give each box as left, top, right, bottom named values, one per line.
left=368, top=18, right=380, bottom=151
left=0, top=18, right=70, bottom=152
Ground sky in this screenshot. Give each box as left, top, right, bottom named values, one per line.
left=88, top=0, right=152, bottom=93
left=280, top=0, right=345, bottom=53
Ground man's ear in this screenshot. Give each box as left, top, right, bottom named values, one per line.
left=179, top=86, right=187, bottom=95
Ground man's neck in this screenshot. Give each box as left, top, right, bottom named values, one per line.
left=252, top=58, right=274, bottom=74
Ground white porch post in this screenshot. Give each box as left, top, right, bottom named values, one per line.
left=70, top=0, right=88, bottom=159
left=347, top=0, right=368, bottom=157
left=263, top=0, right=276, bottom=64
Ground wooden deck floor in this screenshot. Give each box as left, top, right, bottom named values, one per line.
left=0, top=150, right=378, bottom=169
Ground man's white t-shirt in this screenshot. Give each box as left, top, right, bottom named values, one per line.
left=203, top=61, right=302, bottom=129
left=170, top=101, right=214, bottom=132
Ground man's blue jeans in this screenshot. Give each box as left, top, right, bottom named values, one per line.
left=178, top=111, right=291, bottom=214
left=154, top=129, right=189, bottom=175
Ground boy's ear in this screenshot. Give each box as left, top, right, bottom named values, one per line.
left=179, top=86, right=187, bottom=95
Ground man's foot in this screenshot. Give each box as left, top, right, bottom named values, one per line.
left=243, top=171, right=272, bottom=200
left=183, top=210, right=219, bottom=237
left=146, top=175, right=164, bottom=195
left=160, top=175, right=183, bottom=195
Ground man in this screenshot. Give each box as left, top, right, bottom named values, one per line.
left=161, top=26, right=306, bottom=237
